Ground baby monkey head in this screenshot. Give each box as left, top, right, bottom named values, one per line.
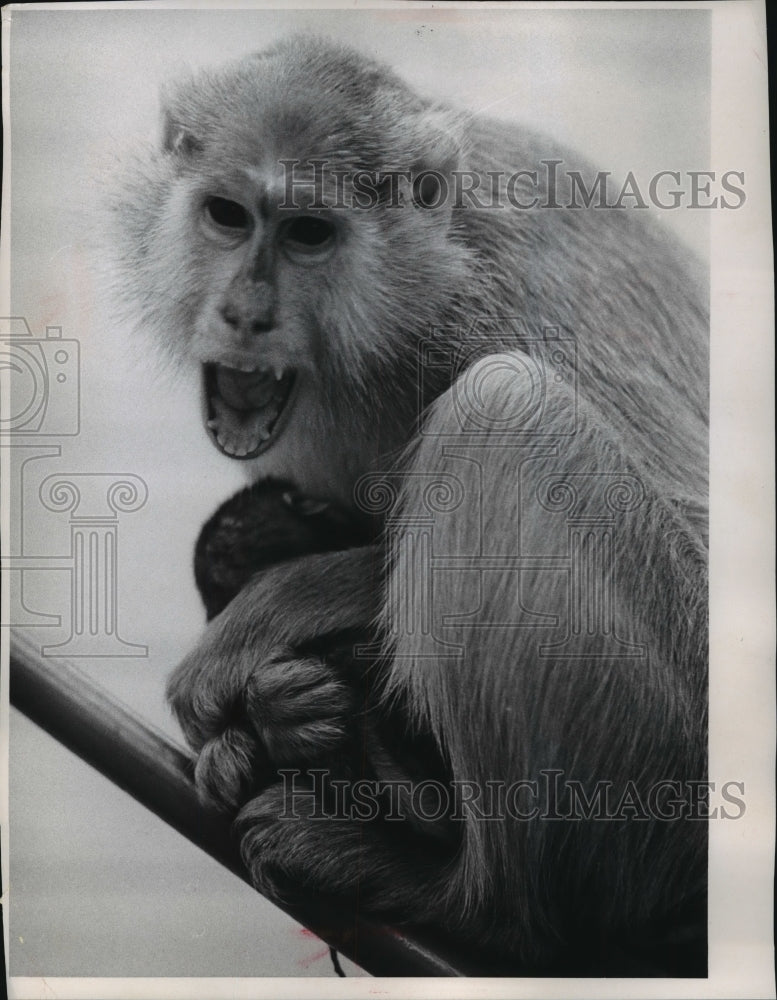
left=114, top=36, right=473, bottom=495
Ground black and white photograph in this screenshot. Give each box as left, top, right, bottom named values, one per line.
left=1, top=2, right=773, bottom=996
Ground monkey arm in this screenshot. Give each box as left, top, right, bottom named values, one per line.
left=377, top=352, right=707, bottom=969
left=168, top=546, right=381, bottom=788
left=170, top=352, right=706, bottom=973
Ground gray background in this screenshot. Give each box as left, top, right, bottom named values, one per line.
left=7, top=5, right=709, bottom=978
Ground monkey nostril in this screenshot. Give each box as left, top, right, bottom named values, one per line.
left=220, top=305, right=274, bottom=335
left=220, top=305, right=240, bottom=329
left=250, top=318, right=274, bottom=335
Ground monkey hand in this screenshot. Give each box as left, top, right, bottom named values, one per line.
left=167, top=547, right=380, bottom=812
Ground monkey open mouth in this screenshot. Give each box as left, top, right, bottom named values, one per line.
left=203, top=364, right=296, bottom=459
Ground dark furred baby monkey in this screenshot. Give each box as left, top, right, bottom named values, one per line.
left=111, top=35, right=708, bottom=975
left=194, top=480, right=372, bottom=620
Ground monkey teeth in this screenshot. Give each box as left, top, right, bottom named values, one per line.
left=203, top=363, right=295, bottom=460
left=231, top=360, right=284, bottom=379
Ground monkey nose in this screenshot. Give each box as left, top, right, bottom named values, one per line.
left=220, top=304, right=274, bottom=336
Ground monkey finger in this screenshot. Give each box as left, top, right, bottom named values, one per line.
left=243, top=656, right=359, bottom=765
left=168, top=667, right=240, bottom=750
left=236, top=783, right=449, bottom=916
left=193, top=724, right=274, bottom=812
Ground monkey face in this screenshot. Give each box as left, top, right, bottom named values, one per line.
left=190, top=177, right=339, bottom=462
left=113, top=37, right=474, bottom=502
left=175, top=160, right=412, bottom=499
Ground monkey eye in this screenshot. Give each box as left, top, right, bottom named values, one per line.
left=204, top=197, right=251, bottom=231
left=280, top=216, right=336, bottom=261
left=413, top=173, right=443, bottom=208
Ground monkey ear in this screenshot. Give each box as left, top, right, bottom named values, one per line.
left=161, top=109, right=203, bottom=156
left=408, top=111, right=462, bottom=213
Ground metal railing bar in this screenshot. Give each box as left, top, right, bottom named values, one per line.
left=9, top=630, right=479, bottom=977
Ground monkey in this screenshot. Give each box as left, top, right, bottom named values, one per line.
left=192, top=478, right=455, bottom=842
left=193, top=479, right=374, bottom=620
left=109, top=35, right=708, bottom=975
left=189, top=480, right=376, bottom=805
